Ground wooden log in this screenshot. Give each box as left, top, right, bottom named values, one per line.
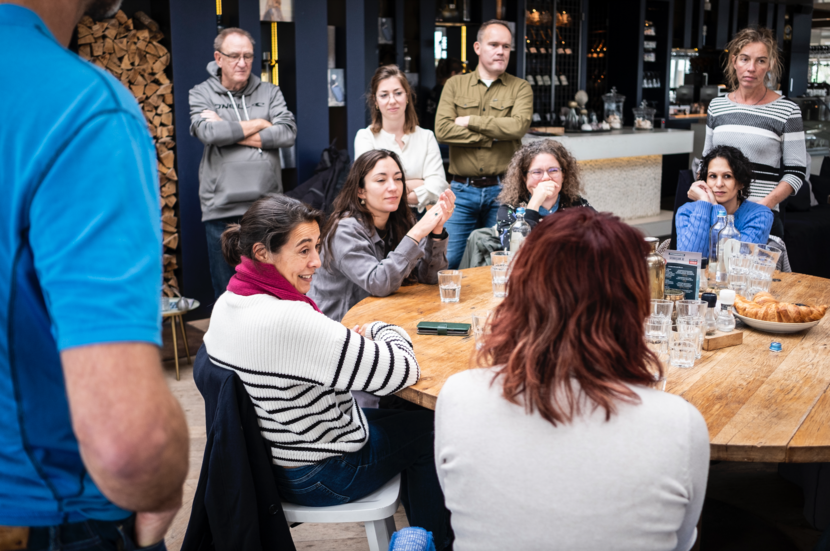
left=160, top=182, right=177, bottom=197
left=114, top=10, right=128, bottom=24
left=164, top=93, right=173, bottom=104
left=77, top=25, right=92, bottom=38
left=120, top=55, right=132, bottom=69
left=77, top=34, right=95, bottom=45
left=130, top=84, right=145, bottom=97
left=159, top=150, right=175, bottom=168
left=92, top=42, right=104, bottom=57
left=148, top=94, right=162, bottom=107
left=93, top=58, right=106, bottom=69
left=157, top=102, right=171, bottom=114
left=162, top=222, right=177, bottom=233
left=162, top=232, right=179, bottom=249
left=165, top=167, right=178, bottom=180
left=156, top=82, right=172, bottom=95
left=103, top=38, right=115, bottom=53
left=123, top=18, right=134, bottom=31
left=151, top=59, right=166, bottom=74
left=703, top=330, right=744, bottom=351
left=163, top=195, right=177, bottom=207
left=161, top=112, right=173, bottom=126
left=79, top=45, right=92, bottom=59
left=80, top=15, right=95, bottom=26
left=156, top=72, right=170, bottom=85
left=136, top=29, right=150, bottom=42
left=154, top=42, right=168, bottom=57
left=134, top=74, right=147, bottom=86
left=92, top=23, right=104, bottom=38
left=104, top=19, right=119, bottom=39
left=133, top=11, right=161, bottom=33
left=162, top=214, right=178, bottom=227
left=144, top=83, right=159, bottom=97
left=152, top=115, right=161, bottom=127
left=136, top=39, right=148, bottom=52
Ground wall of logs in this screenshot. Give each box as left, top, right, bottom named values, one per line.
left=77, top=10, right=180, bottom=297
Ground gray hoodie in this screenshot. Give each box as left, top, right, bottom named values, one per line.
left=189, top=62, right=297, bottom=221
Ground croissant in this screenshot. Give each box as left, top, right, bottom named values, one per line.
left=733, top=293, right=827, bottom=323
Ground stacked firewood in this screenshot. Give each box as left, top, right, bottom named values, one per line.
left=77, top=10, right=180, bottom=297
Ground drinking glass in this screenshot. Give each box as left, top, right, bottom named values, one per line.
left=677, top=300, right=704, bottom=319
left=471, top=310, right=492, bottom=350
left=755, top=243, right=782, bottom=267
left=677, top=316, right=704, bottom=359
left=664, top=289, right=685, bottom=323
left=645, top=316, right=670, bottom=391
left=651, top=299, right=674, bottom=320
left=490, top=250, right=513, bottom=266
left=491, top=265, right=509, bottom=298
left=670, top=333, right=696, bottom=368
left=438, top=270, right=462, bottom=303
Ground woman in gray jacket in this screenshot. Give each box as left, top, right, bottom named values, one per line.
left=309, top=150, right=454, bottom=323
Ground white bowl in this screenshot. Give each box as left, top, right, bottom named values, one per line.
left=734, top=312, right=821, bottom=334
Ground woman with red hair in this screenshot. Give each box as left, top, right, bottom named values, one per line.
left=435, top=209, right=710, bottom=550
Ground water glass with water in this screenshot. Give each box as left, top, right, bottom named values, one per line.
left=677, top=316, right=704, bottom=359
left=491, top=265, right=509, bottom=298
left=438, top=270, right=462, bottom=303
left=471, top=310, right=492, bottom=350
left=670, top=333, right=696, bottom=368
left=645, top=315, right=671, bottom=356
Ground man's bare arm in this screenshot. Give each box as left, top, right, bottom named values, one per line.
left=62, top=342, right=188, bottom=544
left=238, top=133, right=263, bottom=148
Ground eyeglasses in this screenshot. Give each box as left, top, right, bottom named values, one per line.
left=527, top=167, right=562, bottom=179
left=218, top=50, right=255, bottom=63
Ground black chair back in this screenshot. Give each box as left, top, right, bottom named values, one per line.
left=669, top=169, right=695, bottom=250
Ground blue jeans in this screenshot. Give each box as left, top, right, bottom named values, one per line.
left=444, top=179, right=502, bottom=269
left=204, top=216, right=241, bottom=299
left=272, top=408, right=450, bottom=550
left=24, top=515, right=165, bottom=550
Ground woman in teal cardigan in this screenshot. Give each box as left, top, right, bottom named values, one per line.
left=676, top=145, right=773, bottom=257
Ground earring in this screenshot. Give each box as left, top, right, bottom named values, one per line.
left=360, top=198, right=365, bottom=205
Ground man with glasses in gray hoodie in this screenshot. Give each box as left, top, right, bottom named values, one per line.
left=189, top=28, right=297, bottom=298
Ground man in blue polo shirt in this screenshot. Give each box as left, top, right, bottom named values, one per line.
left=0, top=1, right=189, bottom=549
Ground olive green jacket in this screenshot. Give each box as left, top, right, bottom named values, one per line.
left=435, top=68, right=533, bottom=177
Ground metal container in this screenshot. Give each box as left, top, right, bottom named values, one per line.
left=645, top=237, right=666, bottom=300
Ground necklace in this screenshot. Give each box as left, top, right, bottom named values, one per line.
left=737, top=88, right=766, bottom=105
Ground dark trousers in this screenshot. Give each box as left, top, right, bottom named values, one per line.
left=770, top=209, right=785, bottom=239
left=204, top=216, right=241, bottom=299
left=272, top=408, right=451, bottom=550
left=24, top=515, right=165, bottom=550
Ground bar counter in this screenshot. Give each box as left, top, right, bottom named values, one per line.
left=523, top=128, right=694, bottom=229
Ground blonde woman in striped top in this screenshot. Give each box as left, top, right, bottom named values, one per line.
left=204, top=195, right=451, bottom=550
left=702, top=27, right=807, bottom=237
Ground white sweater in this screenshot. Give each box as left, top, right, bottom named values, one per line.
left=204, top=292, right=420, bottom=466
left=436, top=368, right=710, bottom=551
left=354, top=126, right=448, bottom=212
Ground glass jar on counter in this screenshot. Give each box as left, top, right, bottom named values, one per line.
left=633, top=100, right=656, bottom=130
left=565, top=101, right=581, bottom=131
left=602, top=87, right=625, bottom=128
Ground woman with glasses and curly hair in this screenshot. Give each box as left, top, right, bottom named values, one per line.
left=435, top=209, right=709, bottom=550
left=495, top=139, right=591, bottom=249
left=677, top=145, right=773, bottom=257
left=703, top=27, right=807, bottom=238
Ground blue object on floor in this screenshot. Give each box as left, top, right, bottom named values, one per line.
left=388, top=527, right=436, bottom=551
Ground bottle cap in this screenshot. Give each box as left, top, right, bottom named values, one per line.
left=702, top=292, right=717, bottom=308
left=516, top=207, right=526, bottom=215
left=719, top=289, right=736, bottom=305
left=770, top=341, right=783, bottom=352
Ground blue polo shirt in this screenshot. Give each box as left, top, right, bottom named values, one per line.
left=0, top=5, right=162, bottom=525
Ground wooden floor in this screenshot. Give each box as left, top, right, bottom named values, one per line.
left=160, top=319, right=821, bottom=550
left=160, top=319, right=409, bottom=551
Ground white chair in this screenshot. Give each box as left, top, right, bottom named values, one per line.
left=281, top=474, right=401, bottom=551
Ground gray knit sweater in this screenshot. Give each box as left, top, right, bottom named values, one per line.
left=704, top=95, right=807, bottom=211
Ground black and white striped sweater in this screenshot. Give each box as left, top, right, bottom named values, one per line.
left=704, top=95, right=807, bottom=211
left=204, top=292, right=420, bottom=466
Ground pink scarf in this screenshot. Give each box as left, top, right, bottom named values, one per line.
left=226, top=256, right=322, bottom=313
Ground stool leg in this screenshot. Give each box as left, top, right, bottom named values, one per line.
left=178, top=315, right=191, bottom=365
left=170, top=316, right=180, bottom=381
left=365, top=516, right=394, bottom=551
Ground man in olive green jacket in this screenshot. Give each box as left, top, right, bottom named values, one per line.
left=436, top=19, right=533, bottom=268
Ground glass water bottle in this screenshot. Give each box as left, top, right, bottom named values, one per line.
left=707, top=207, right=727, bottom=287
left=509, top=208, right=531, bottom=252
left=715, top=215, right=741, bottom=289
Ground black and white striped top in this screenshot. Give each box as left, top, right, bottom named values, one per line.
left=204, top=292, right=420, bottom=466
left=704, top=95, right=807, bottom=211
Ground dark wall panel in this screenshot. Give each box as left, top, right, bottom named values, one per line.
left=346, top=0, right=380, bottom=161
left=294, top=0, right=330, bottom=181
left=169, top=0, right=220, bottom=317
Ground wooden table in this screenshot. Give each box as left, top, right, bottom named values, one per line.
left=342, top=267, right=830, bottom=463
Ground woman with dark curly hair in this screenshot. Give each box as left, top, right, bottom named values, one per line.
left=495, top=139, right=592, bottom=249
left=676, top=145, right=773, bottom=257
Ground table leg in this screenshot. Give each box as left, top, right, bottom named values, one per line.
left=178, top=315, right=191, bottom=365
left=170, top=316, right=180, bottom=381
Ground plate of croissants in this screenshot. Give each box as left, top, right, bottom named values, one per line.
left=733, top=292, right=828, bottom=333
